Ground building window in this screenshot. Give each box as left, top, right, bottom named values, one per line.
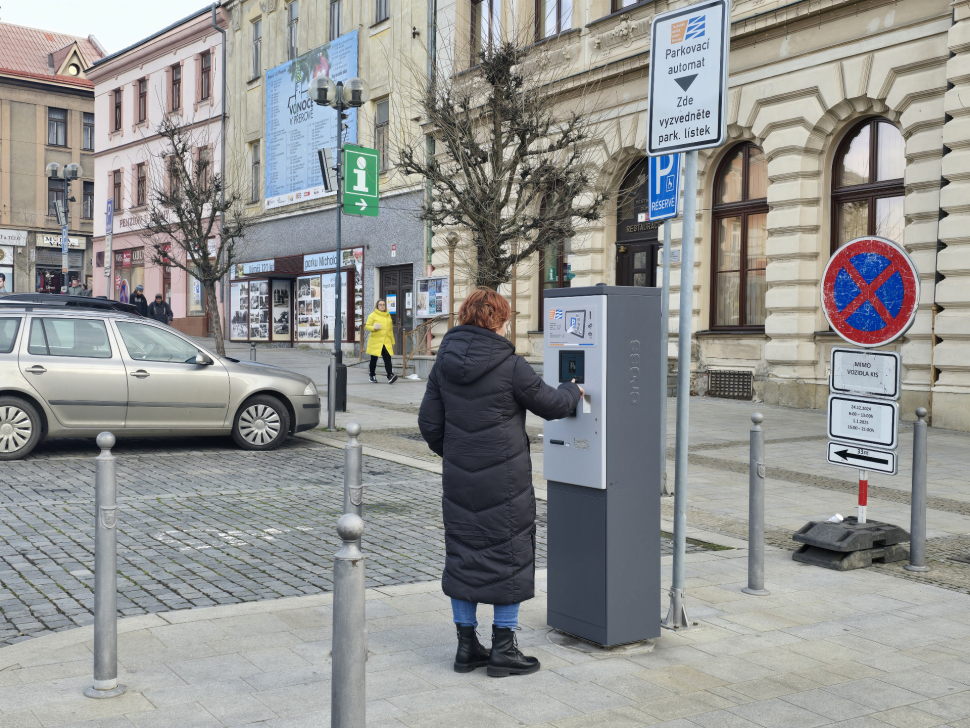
left=113, top=169, right=123, bottom=211
left=197, top=147, right=211, bottom=190
left=251, top=19, right=262, bottom=79
left=200, top=51, right=212, bottom=101
left=471, top=0, right=500, bottom=64
left=168, top=156, right=181, bottom=199
left=48, top=108, right=67, bottom=146
left=82, top=181, right=94, bottom=219
left=251, top=142, right=260, bottom=202
left=82, top=112, right=94, bottom=150
left=136, top=163, right=147, bottom=207
left=375, top=98, right=389, bottom=172
left=610, top=0, right=641, bottom=10
left=138, top=78, right=147, bottom=122
left=171, top=64, right=182, bottom=111
left=113, top=89, right=122, bottom=131
left=831, top=118, right=905, bottom=251
left=536, top=0, right=572, bottom=40
left=711, top=143, right=769, bottom=329
left=48, top=178, right=65, bottom=217
left=288, top=1, right=300, bottom=59
left=329, top=0, right=341, bottom=41
left=376, top=0, right=389, bottom=23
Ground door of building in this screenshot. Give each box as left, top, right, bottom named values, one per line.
left=379, top=265, right=413, bottom=352
left=616, top=243, right=659, bottom=288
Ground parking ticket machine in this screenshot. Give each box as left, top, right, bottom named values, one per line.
left=543, top=286, right=661, bottom=646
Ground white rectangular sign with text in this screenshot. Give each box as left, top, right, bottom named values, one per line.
left=827, top=394, right=899, bottom=451
left=830, top=347, right=900, bottom=400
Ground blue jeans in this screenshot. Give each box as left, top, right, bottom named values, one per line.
left=451, top=599, right=519, bottom=629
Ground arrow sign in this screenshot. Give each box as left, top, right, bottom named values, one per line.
left=826, top=441, right=897, bottom=475
left=675, top=75, right=697, bottom=92
left=356, top=199, right=367, bottom=210
left=343, top=144, right=379, bottom=217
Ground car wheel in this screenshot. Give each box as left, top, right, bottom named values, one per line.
left=232, top=395, right=290, bottom=451
left=0, top=397, right=42, bottom=461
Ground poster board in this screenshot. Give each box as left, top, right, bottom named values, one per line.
left=297, top=274, right=322, bottom=341
left=248, top=280, right=270, bottom=341
left=230, top=281, right=249, bottom=341
left=415, top=276, right=449, bottom=318
left=272, top=280, right=291, bottom=341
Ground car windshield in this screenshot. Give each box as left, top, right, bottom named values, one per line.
left=116, top=321, right=199, bottom=363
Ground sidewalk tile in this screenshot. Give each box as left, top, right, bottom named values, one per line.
left=366, top=650, right=427, bottom=674
left=719, top=611, right=801, bottom=633
left=638, top=690, right=736, bottom=721
left=917, top=691, right=970, bottom=722
left=273, top=607, right=333, bottom=631
left=824, top=718, right=895, bottom=727
left=30, top=690, right=154, bottom=727
left=240, top=647, right=312, bottom=673
left=553, top=657, right=643, bottom=683
left=871, top=705, right=949, bottom=728
left=485, top=691, right=581, bottom=725
left=367, top=668, right=437, bottom=701
left=549, top=704, right=659, bottom=727
left=541, top=681, right=632, bottom=713
left=262, top=709, right=329, bottom=727
left=386, top=684, right=487, bottom=713
left=396, top=701, right=519, bottom=728
left=117, top=642, right=218, bottom=670
left=200, top=693, right=279, bottom=726
left=478, top=668, right=575, bottom=697
left=592, top=674, right=675, bottom=703
left=12, top=658, right=91, bottom=685
left=148, top=621, right=229, bottom=647
left=208, top=631, right=302, bottom=656
left=242, top=665, right=331, bottom=692
left=877, top=670, right=966, bottom=699
left=725, top=673, right=821, bottom=701
left=637, top=664, right=728, bottom=693
left=925, top=659, right=970, bottom=686
left=289, top=640, right=334, bottom=665
left=168, top=653, right=261, bottom=684
left=691, top=709, right=766, bottom=728
left=824, top=679, right=924, bottom=710
left=693, top=630, right=803, bottom=658
left=0, top=712, right=42, bottom=728
left=140, top=676, right=255, bottom=708
left=628, top=646, right=711, bottom=668
left=780, top=688, right=876, bottom=719
left=52, top=716, right=135, bottom=728
left=127, top=703, right=223, bottom=728
left=900, top=645, right=965, bottom=664
left=691, top=655, right=776, bottom=683
left=253, top=681, right=332, bottom=718
left=727, top=698, right=830, bottom=728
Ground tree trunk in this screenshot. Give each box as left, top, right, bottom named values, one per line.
left=205, top=282, right=225, bottom=357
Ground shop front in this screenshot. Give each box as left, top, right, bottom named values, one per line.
left=229, top=247, right=364, bottom=349
left=34, top=234, right=86, bottom=293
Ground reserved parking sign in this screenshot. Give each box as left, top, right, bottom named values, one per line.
left=648, top=154, right=681, bottom=221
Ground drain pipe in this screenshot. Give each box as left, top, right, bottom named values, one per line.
left=212, top=3, right=228, bottom=331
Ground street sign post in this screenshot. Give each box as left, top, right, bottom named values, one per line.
left=648, top=154, right=681, bottom=222
left=830, top=347, right=900, bottom=400
left=647, top=0, right=730, bottom=156
left=820, top=236, right=920, bottom=348
left=826, top=442, right=898, bottom=476
left=827, top=394, right=899, bottom=451
left=104, top=199, right=114, bottom=280
left=343, top=144, right=379, bottom=217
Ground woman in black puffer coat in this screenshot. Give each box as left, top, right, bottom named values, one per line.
left=418, top=287, right=582, bottom=677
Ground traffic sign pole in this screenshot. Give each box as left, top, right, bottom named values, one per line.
left=858, top=470, right=868, bottom=524
left=328, top=88, right=345, bottom=432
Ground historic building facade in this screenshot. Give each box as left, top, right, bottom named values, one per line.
left=87, top=7, right=228, bottom=337
left=433, top=0, right=968, bottom=430
left=220, top=0, right=430, bottom=351
left=0, top=22, right=103, bottom=294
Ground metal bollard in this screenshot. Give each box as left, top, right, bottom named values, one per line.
left=250, top=342, right=257, bottom=361
left=743, top=413, right=770, bottom=596
left=345, top=423, right=363, bottom=547
left=84, top=433, right=126, bottom=699
left=906, top=407, right=929, bottom=572
left=331, top=513, right=366, bottom=728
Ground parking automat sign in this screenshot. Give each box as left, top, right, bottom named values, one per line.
left=343, top=144, right=379, bottom=217
left=648, top=154, right=681, bottom=221
left=828, top=394, right=899, bottom=450
left=648, top=0, right=730, bottom=155
left=830, top=347, right=900, bottom=400
left=826, top=442, right=898, bottom=476
left=821, top=236, right=920, bottom=348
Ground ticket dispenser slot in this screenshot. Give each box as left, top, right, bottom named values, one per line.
left=543, top=287, right=661, bottom=648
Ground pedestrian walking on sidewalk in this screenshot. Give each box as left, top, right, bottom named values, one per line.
left=131, top=285, right=148, bottom=317
left=365, top=299, right=397, bottom=384
left=418, top=287, right=583, bottom=677
left=147, top=294, right=173, bottom=325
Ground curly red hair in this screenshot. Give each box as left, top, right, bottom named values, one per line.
left=458, top=287, right=511, bottom=331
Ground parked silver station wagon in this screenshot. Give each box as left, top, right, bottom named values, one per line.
left=0, top=307, right=321, bottom=460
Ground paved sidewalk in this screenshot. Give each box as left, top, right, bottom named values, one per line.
left=5, top=535, right=970, bottom=727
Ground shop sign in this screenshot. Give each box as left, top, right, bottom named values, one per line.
left=232, top=259, right=275, bottom=279
left=123, top=251, right=132, bottom=267
left=0, top=229, right=27, bottom=246
left=304, top=248, right=358, bottom=272
left=39, top=235, right=84, bottom=249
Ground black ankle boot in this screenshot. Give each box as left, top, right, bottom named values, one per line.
left=487, top=625, right=540, bottom=677
left=454, top=625, right=489, bottom=673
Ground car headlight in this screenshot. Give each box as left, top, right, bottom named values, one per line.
left=304, top=382, right=319, bottom=396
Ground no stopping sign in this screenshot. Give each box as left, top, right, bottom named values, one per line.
left=820, top=236, right=920, bottom=348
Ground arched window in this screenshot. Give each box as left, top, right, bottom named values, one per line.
left=615, top=158, right=660, bottom=289
left=711, top=143, right=768, bottom=329
left=832, top=118, right=905, bottom=251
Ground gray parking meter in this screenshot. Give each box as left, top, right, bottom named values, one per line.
left=543, top=286, right=661, bottom=646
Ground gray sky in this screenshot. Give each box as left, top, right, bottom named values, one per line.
left=1, top=0, right=217, bottom=55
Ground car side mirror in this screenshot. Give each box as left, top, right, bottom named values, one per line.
left=196, top=352, right=211, bottom=365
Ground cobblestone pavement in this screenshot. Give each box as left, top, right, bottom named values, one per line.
left=0, top=437, right=700, bottom=647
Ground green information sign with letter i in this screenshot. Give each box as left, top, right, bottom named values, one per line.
left=343, top=144, right=379, bottom=217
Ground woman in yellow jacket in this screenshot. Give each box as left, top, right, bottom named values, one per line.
left=365, top=300, right=398, bottom=384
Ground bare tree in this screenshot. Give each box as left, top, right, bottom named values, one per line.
left=397, top=37, right=611, bottom=290
left=141, top=117, right=247, bottom=356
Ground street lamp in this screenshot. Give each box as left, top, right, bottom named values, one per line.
left=311, top=75, right=370, bottom=431
left=45, top=162, right=83, bottom=294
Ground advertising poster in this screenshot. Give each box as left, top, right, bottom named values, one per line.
left=230, top=282, right=249, bottom=341
left=0, top=245, right=13, bottom=293
left=272, top=280, right=291, bottom=340
left=264, top=31, right=358, bottom=210
left=415, top=276, right=449, bottom=318
left=297, top=275, right=322, bottom=341
left=249, top=280, right=270, bottom=341
left=321, top=272, right=348, bottom=342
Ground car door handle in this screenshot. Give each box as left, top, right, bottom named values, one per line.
left=130, top=370, right=150, bottom=379
left=25, top=365, right=46, bottom=374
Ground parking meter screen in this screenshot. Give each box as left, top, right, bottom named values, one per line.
left=559, top=350, right=585, bottom=383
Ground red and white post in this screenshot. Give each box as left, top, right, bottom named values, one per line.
left=858, top=469, right=868, bottom=523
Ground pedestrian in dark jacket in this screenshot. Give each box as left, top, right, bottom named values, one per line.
left=147, top=294, right=173, bottom=325
left=131, top=285, right=148, bottom=316
left=418, top=287, right=583, bottom=677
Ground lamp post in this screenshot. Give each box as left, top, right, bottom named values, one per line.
left=310, top=75, right=370, bottom=431
left=446, top=232, right=458, bottom=330
left=45, top=162, right=82, bottom=294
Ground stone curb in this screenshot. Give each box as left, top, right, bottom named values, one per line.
left=296, top=431, right=442, bottom=474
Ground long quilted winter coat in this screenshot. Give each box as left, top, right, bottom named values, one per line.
left=418, top=325, right=582, bottom=605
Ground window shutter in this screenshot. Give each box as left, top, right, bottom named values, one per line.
left=165, top=67, right=172, bottom=112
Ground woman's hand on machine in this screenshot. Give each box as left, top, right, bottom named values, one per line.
left=572, top=379, right=585, bottom=398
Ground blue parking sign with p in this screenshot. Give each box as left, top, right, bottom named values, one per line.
left=648, top=154, right=681, bottom=221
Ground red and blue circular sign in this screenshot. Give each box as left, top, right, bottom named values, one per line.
left=820, top=236, right=920, bottom=348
